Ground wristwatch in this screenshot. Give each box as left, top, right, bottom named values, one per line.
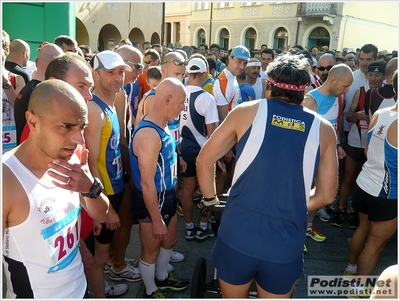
left=81, top=177, right=104, bottom=199
left=2, top=81, right=12, bottom=89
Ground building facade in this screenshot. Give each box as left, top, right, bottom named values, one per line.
left=75, top=2, right=163, bottom=52
left=165, top=2, right=398, bottom=52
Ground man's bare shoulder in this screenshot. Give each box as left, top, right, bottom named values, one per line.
left=2, top=163, right=30, bottom=227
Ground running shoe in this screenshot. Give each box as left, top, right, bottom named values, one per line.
left=316, top=207, right=331, bottom=222
left=104, top=280, right=128, bottom=297
left=104, top=257, right=139, bottom=274
left=108, top=263, right=142, bottom=282
left=170, top=251, right=185, bottom=263
left=155, top=272, right=189, bottom=291
left=348, top=210, right=359, bottom=229
left=306, top=226, right=326, bottom=242
left=185, top=227, right=196, bottom=241
left=194, top=223, right=214, bottom=241
left=303, top=244, right=308, bottom=254
left=143, top=288, right=166, bottom=299
left=331, top=208, right=345, bottom=227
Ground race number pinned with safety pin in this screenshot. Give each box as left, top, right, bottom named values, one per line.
left=41, top=206, right=81, bottom=273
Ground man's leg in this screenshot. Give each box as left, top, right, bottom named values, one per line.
left=138, top=221, right=163, bottom=296
left=85, top=240, right=110, bottom=298
left=111, top=184, right=137, bottom=266
left=218, top=277, right=253, bottom=298
left=348, top=212, right=370, bottom=265
left=181, top=176, right=196, bottom=226
left=356, top=218, right=398, bottom=275
left=256, top=280, right=297, bottom=298
left=332, top=155, right=362, bottom=226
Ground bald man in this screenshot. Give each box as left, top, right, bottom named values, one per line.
left=14, top=43, right=63, bottom=144
left=306, top=53, right=336, bottom=92
left=302, top=64, right=353, bottom=243
left=130, top=78, right=189, bottom=298
left=2, top=79, right=109, bottom=298
left=5, top=38, right=31, bottom=84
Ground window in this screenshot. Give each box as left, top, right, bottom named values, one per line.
left=216, top=2, right=233, bottom=8
left=242, top=2, right=261, bottom=6
left=197, top=29, right=206, bottom=46
left=219, top=28, right=230, bottom=50
left=195, top=2, right=209, bottom=10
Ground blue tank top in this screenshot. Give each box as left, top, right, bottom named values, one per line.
left=91, top=95, right=124, bottom=195
left=218, top=98, right=322, bottom=263
left=130, top=119, right=177, bottom=192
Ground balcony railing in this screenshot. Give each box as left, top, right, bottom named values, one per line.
left=297, top=3, right=337, bottom=16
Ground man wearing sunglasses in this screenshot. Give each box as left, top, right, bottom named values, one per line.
left=138, top=49, right=160, bottom=100
left=306, top=53, right=336, bottom=92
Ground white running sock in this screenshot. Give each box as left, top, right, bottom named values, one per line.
left=185, top=222, right=194, bottom=229
left=346, top=263, right=357, bottom=273
left=199, top=221, right=208, bottom=230
left=139, top=258, right=158, bottom=295
left=155, top=247, right=173, bottom=281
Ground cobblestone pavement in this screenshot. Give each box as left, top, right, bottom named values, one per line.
left=3, top=206, right=397, bottom=299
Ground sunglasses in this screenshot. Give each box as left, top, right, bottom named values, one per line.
left=162, top=59, right=188, bottom=66
left=124, top=60, right=144, bottom=70
left=144, top=59, right=155, bottom=64
left=317, top=65, right=333, bottom=72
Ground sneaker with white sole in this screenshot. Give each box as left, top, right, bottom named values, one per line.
left=194, top=223, right=214, bottom=241
left=170, top=251, right=185, bottom=263
left=105, top=257, right=139, bottom=274
left=306, top=226, right=326, bottom=242
left=108, top=263, right=142, bottom=282
left=155, top=272, right=189, bottom=291
left=316, top=207, right=331, bottom=222
left=167, top=263, right=174, bottom=273
left=104, top=280, right=128, bottom=298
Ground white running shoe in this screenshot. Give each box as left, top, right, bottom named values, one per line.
left=104, top=257, right=139, bottom=274
left=104, top=280, right=128, bottom=297
left=108, top=263, right=142, bottom=282
left=170, top=251, right=185, bottom=263
left=316, top=207, right=331, bottom=222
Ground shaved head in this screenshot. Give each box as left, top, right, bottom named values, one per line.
left=36, top=43, right=64, bottom=74
left=162, top=51, right=185, bottom=63
left=327, top=64, right=353, bottom=81
left=10, top=39, right=30, bottom=54
left=29, top=79, right=86, bottom=120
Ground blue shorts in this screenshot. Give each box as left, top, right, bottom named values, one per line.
left=132, top=188, right=177, bottom=226
left=212, top=236, right=303, bottom=295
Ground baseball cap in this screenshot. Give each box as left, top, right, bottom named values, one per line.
left=367, top=60, right=387, bottom=74
left=93, top=50, right=132, bottom=71
left=186, top=57, right=207, bottom=73
left=230, top=46, right=250, bottom=61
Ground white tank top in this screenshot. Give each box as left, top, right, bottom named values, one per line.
left=2, top=152, right=86, bottom=298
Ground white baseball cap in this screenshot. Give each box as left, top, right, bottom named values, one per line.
left=186, top=57, right=207, bottom=73
left=93, top=50, right=132, bottom=71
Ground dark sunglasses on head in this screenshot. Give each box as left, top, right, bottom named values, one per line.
left=317, top=65, right=333, bottom=72
left=144, top=59, right=155, bottom=64
left=124, top=60, right=144, bottom=70
left=162, top=59, right=188, bottom=66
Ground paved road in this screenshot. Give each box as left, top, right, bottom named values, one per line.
left=107, top=206, right=397, bottom=299
left=3, top=205, right=396, bottom=299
